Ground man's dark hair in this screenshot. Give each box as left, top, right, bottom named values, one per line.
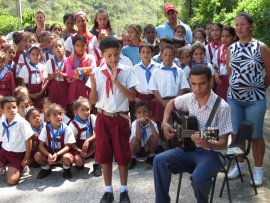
left=161, top=44, right=176, bottom=55
left=135, top=101, right=150, bottom=112
left=139, top=42, right=154, bottom=52
left=100, top=36, right=119, bottom=53
left=1, top=96, right=16, bottom=109
left=160, top=35, right=173, bottom=44
left=189, top=65, right=212, bottom=81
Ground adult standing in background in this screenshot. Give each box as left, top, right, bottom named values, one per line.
left=227, top=12, right=270, bottom=187
left=34, top=10, right=50, bottom=38
left=62, top=13, right=77, bottom=39
left=156, top=4, right=192, bottom=43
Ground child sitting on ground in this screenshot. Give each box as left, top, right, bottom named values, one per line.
left=128, top=101, right=159, bottom=170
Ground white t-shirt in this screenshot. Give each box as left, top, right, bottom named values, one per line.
left=0, top=114, right=34, bottom=152
left=18, top=53, right=30, bottom=66
left=42, top=52, right=54, bottom=65
left=212, top=47, right=227, bottom=75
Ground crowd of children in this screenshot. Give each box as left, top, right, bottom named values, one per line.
left=0, top=4, right=240, bottom=203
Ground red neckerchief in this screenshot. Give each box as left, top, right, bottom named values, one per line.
left=210, top=40, right=222, bottom=51
left=74, top=52, right=88, bottom=67
left=96, top=27, right=110, bottom=32
left=220, top=46, right=227, bottom=66
left=102, top=68, right=121, bottom=98
left=185, top=40, right=189, bottom=45
left=128, top=40, right=144, bottom=47
left=77, top=30, right=93, bottom=41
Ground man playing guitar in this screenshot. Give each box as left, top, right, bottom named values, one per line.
left=153, top=65, right=233, bottom=203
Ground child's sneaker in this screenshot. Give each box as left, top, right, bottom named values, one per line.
left=37, top=169, right=52, bottom=179
left=22, top=166, right=30, bottom=176
left=128, top=158, right=137, bottom=170
left=120, top=190, right=130, bottom=203
left=228, top=164, right=245, bottom=180
left=0, top=167, right=6, bottom=176
left=250, top=170, right=263, bottom=187
left=63, top=168, right=72, bottom=179
left=93, top=163, right=102, bottom=177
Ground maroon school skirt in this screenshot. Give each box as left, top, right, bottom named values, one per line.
left=67, top=79, right=90, bottom=105
left=215, top=75, right=229, bottom=102
left=48, top=80, right=69, bottom=109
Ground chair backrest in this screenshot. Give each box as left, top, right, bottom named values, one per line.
left=231, top=120, right=255, bottom=155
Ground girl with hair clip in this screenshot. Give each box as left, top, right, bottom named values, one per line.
left=65, top=11, right=98, bottom=57
left=90, top=8, right=116, bottom=37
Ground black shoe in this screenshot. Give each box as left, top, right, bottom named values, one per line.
left=146, top=156, right=155, bottom=166
left=31, top=161, right=41, bottom=168
left=76, top=165, right=85, bottom=170
left=128, top=158, right=137, bottom=170
left=93, top=163, right=102, bottom=177
left=120, top=191, right=130, bottom=203
left=100, top=192, right=114, bottom=203
left=63, top=168, right=72, bottom=179
left=37, top=169, right=52, bottom=179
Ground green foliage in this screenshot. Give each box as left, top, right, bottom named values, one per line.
left=0, top=3, right=21, bottom=35
left=22, top=12, right=35, bottom=28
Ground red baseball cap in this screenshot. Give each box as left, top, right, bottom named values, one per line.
left=164, top=4, right=176, bottom=13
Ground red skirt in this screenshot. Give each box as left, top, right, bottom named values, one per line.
left=48, top=80, right=69, bottom=109
left=215, top=75, right=229, bottom=102
left=26, top=83, right=45, bottom=108
left=67, top=79, right=90, bottom=105
left=136, top=91, right=156, bottom=119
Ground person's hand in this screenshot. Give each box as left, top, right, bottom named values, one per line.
left=90, top=73, right=96, bottom=88
left=191, top=132, right=204, bottom=145
left=82, top=141, right=89, bottom=155
left=32, top=132, right=39, bottom=139
left=48, top=153, right=54, bottom=164
left=151, top=98, right=157, bottom=102
left=78, top=148, right=87, bottom=158
left=214, top=72, right=222, bottom=84
left=111, top=63, right=118, bottom=83
left=162, top=122, right=176, bottom=140
left=161, top=99, right=169, bottom=108
left=138, top=116, right=148, bottom=125
left=21, top=158, right=31, bottom=167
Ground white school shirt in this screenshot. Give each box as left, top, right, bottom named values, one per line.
left=133, top=60, right=159, bottom=94
left=39, top=125, right=76, bottom=150
left=205, top=43, right=224, bottom=64
left=86, top=62, right=139, bottom=113
left=90, top=47, right=101, bottom=62
left=43, top=58, right=65, bottom=81
left=18, top=54, right=31, bottom=66
left=69, top=114, right=96, bottom=140
left=0, top=114, right=34, bottom=152
left=181, top=65, right=191, bottom=82
left=64, top=34, right=98, bottom=55
left=42, top=52, right=54, bottom=64
left=130, top=119, right=158, bottom=147
left=212, top=47, right=227, bottom=75
left=148, top=62, right=190, bottom=98
left=19, top=63, right=44, bottom=84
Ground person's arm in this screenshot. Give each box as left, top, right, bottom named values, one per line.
left=21, top=137, right=32, bottom=167
left=89, top=73, right=98, bottom=104
left=177, top=89, right=187, bottom=96
left=226, top=47, right=232, bottom=77
left=261, top=43, right=270, bottom=89
left=162, top=99, right=177, bottom=140
left=149, top=120, right=159, bottom=142
left=152, top=90, right=167, bottom=107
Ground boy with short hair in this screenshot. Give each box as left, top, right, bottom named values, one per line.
left=152, top=35, right=180, bottom=65
left=149, top=44, right=189, bottom=130
left=143, top=24, right=159, bottom=56
left=128, top=101, right=159, bottom=170
left=87, top=36, right=139, bottom=203
left=0, top=96, right=34, bottom=185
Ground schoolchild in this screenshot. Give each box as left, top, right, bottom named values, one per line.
left=173, top=25, right=190, bottom=47
left=65, top=11, right=98, bottom=57
left=206, top=22, right=214, bottom=44
left=212, top=26, right=237, bottom=101
left=16, top=95, right=32, bottom=119
left=44, top=38, right=68, bottom=108
left=192, top=28, right=207, bottom=45
left=148, top=44, right=189, bottom=125
left=122, top=23, right=144, bottom=66
left=205, top=22, right=223, bottom=64
left=69, top=97, right=101, bottom=176
left=0, top=35, right=8, bottom=50
left=3, top=44, right=21, bottom=86
left=12, top=32, right=27, bottom=65
left=0, top=52, right=15, bottom=96
left=13, top=86, right=29, bottom=100
left=133, top=42, right=159, bottom=119
left=116, top=36, right=133, bottom=67
left=87, top=36, right=139, bottom=203
left=66, top=34, right=96, bottom=108
left=143, top=24, right=159, bottom=56
left=90, top=8, right=116, bottom=37
left=90, top=29, right=109, bottom=66
left=18, top=33, right=38, bottom=67
left=62, top=13, right=77, bottom=39
left=34, top=104, right=76, bottom=179
left=172, top=37, right=186, bottom=55
left=128, top=101, right=159, bottom=170
left=39, top=31, right=50, bottom=53
left=18, top=45, right=49, bottom=108
left=50, top=23, right=63, bottom=39
left=0, top=96, right=34, bottom=185
left=121, top=31, right=129, bottom=47
left=191, top=42, right=215, bottom=75
left=178, top=47, right=192, bottom=83
left=42, top=33, right=57, bottom=64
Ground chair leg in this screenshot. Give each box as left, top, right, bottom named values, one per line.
left=235, top=157, right=244, bottom=182
left=210, top=174, right=217, bottom=203
left=224, top=168, right=232, bottom=203
left=176, top=173, right=182, bottom=203
left=220, top=158, right=232, bottom=198
left=244, top=157, right=258, bottom=195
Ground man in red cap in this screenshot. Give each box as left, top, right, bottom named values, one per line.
left=156, top=3, right=192, bottom=43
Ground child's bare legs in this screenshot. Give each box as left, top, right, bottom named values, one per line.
left=86, top=141, right=96, bottom=158
left=74, top=154, right=85, bottom=167
left=34, top=151, right=48, bottom=167
left=6, top=166, right=21, bottom=185
left=130, top=137, right=141, bottom=156
left=118, top=165, right=128, bottom=185
left=103, top=164, right=113, bottom=186
left=145, top=136, right=158, bottom=154
left=61, top=153, right=73, bottom=166
left=32, top=140, right=39, bottom=153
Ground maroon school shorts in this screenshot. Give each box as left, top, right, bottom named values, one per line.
left=95, top=112, right=132, bottom=165
left=136, top=91, right=156, bottom=119
left=0, top=148, right=25, bottom=172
